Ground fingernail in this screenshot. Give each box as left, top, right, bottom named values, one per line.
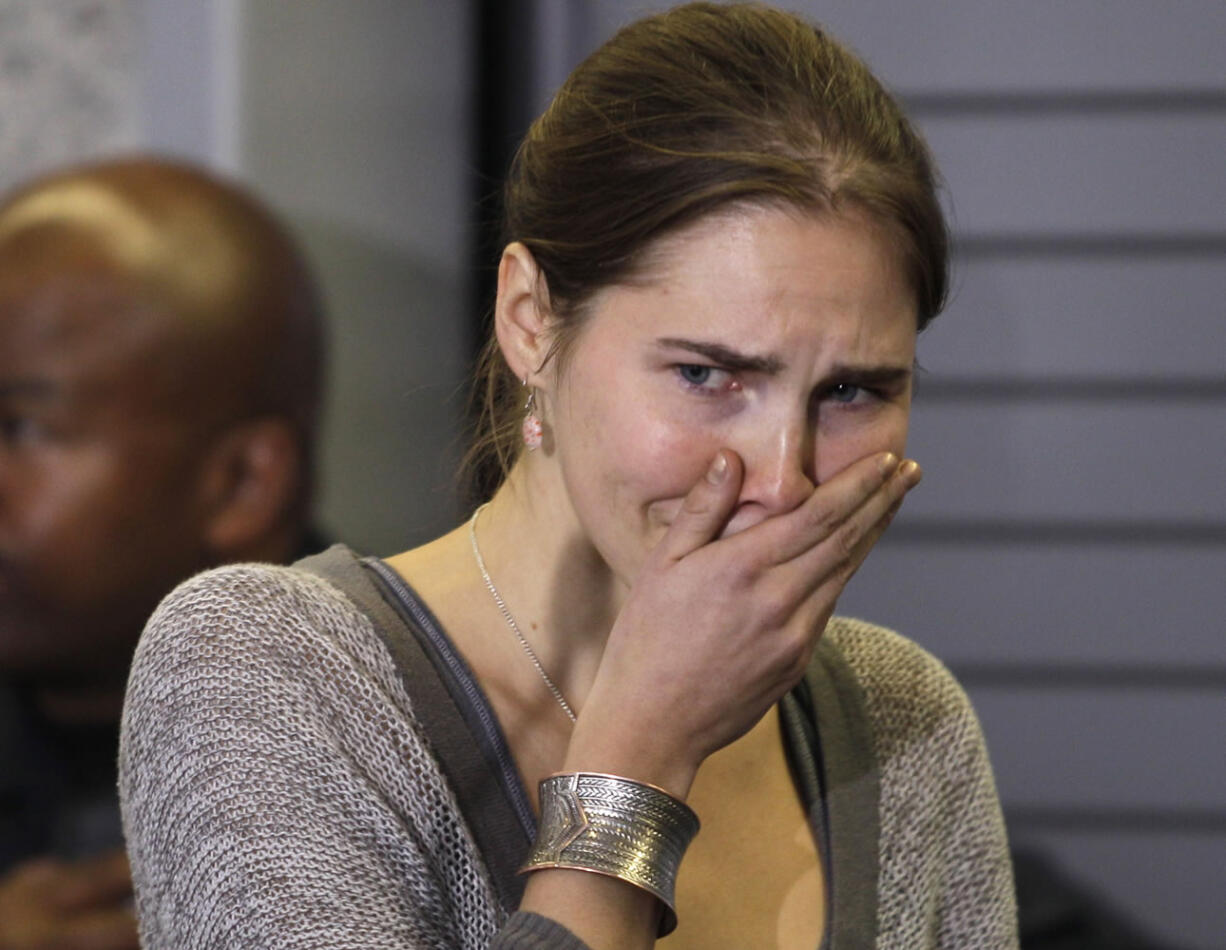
left=899, top=459, right=921, bottom=484
left=706, top=452, right=728, bottom=484
left=877, top=452, right=898, bottom=477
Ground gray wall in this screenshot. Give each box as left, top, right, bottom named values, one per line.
left=0, top=0, right=141, bottom=193
left=238, top=1, right=473, bottom=553
left=556, top=4, right=1223, bottom=948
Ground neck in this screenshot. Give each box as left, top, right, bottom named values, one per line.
left=474, top=462, right=624, bottom=709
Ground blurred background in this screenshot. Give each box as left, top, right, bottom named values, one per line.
left=2, top=1, right=1221, bottom=946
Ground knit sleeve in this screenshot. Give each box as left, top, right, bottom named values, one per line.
left=827, top=619, right=1019, bottom=949
left=497, top=913, right=591, bottom=949
left=119, top=562, right=531, bottom=949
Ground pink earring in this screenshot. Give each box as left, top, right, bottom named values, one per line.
left=522, top=379, right=543, bottom=451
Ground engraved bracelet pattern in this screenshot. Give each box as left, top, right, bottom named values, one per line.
left=521, top=772, right=700, bottom=936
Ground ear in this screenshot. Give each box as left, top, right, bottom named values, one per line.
left=494, top=242, right=555, bottom=388
left=197, top=417, right=301, bottom=560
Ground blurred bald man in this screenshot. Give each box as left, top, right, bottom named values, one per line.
left=0, top=156, right=325, bottom=948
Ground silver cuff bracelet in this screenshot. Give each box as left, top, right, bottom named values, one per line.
left=521, top=771, right=700, bottom=936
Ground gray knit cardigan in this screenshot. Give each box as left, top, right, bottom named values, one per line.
left=119, top=548, right=1017, bottom=948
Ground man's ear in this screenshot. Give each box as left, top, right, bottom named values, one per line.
left=494, top=242, right=555, bottom=387
left=198, top=417, right=301, bottom=561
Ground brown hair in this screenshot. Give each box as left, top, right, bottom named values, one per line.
left=466, top=1, right=948, bottom=501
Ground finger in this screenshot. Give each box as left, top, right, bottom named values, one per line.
left=818, top=458, right=918, bottom=575
left=654, top=449, right=744, bottom=563
left=750, top=451, right=901, bottom=565
left=54, top=850, right=133, bottom=913
left=838, top=459, right=919, bottom=567
left=859, top=467, right=917, bottom=553
left=788, top=460, right=919, bottom=609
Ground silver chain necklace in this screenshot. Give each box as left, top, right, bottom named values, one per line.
left=469, top=503, right=577, bottom=722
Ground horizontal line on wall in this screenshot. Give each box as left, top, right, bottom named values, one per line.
left=953, top=662, right=1226, bottom=691
left=914, top=376, right=1226, bottom=402
left=956, top=233, right=1226, bottom=258
left=905, top=88, right=1226, bottom=116
left=1005, top=805, right=1226, bottom=834
left=884, top=519, right=1226, bottom=546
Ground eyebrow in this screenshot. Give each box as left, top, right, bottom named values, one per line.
left=655, top=338, right=785, bottom=374
left=655, top=338, right=913, bottom=387
left=824, top=363, right=914, bottom=389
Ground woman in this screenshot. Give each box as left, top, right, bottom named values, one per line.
left=120, top=4, right=1016, bottom=948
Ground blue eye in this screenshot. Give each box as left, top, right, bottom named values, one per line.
left=828, top=383, right=862, bottom=404
left=678, top=364, right=713, bottom=386
left=675, top=363, right=739, bottom=394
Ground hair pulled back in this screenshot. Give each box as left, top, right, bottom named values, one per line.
left=468, top=1, right=948, bottom=500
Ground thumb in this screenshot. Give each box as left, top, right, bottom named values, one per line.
left=656, top=450, right=742, bottom=563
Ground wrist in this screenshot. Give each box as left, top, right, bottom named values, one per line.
left=564, top=713, right=701, bottom=801
left=522, top=771, right=700, bottom=937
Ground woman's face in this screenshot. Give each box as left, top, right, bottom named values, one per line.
left=542, top=205, right=918, bottom=587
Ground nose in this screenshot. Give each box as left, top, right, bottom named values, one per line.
left=735, top=415, right=815, bottom=516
